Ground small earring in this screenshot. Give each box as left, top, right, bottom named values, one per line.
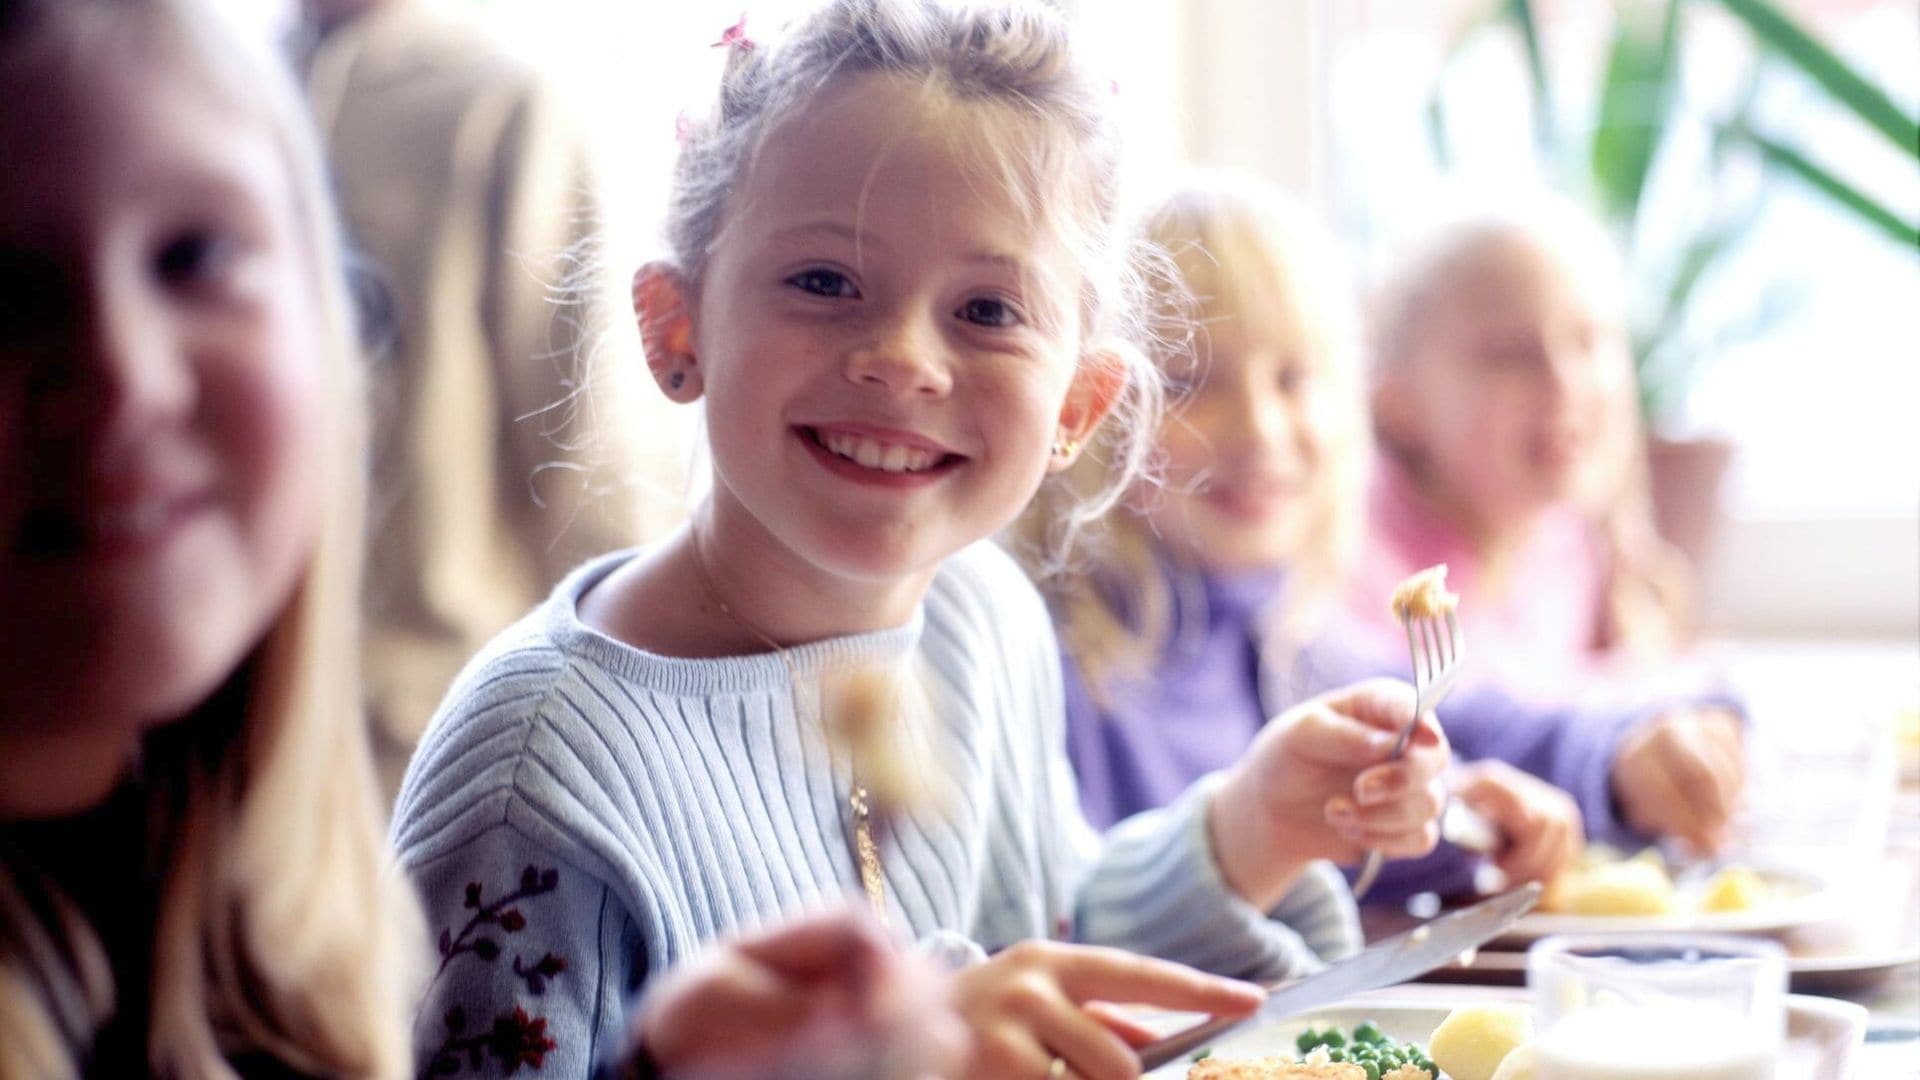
left=1053, top=437, right=1079, bottom=459
left=669, top=371, right=686, bottom=390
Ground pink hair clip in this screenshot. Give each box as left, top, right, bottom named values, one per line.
left=711, top=13, right=755, bottom=51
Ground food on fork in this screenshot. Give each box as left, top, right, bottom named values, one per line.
left=829, top=665, right=935, bottom=814
left=1389, top=565, right=1458, bottom=622
left=1427, top=1004, right=1532, bottom=1080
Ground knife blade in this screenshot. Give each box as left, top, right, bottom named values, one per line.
left=1135, top=882, right=1542, bottom=1072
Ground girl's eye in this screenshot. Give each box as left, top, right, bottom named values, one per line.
left=153, top=228, right=238, bottom=288
left=1277, top=365, right=1307, bottom=395
left=786, top=268, right=857, bottom=298
left=957, top=296, right=1019, bottom=328
left=1162, top=364, right=1204, bottom=400
left=1480, top=337, right=1545, bottom=369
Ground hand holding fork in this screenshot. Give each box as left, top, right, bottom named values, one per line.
left=1350, top=570, right=1466, bottom=899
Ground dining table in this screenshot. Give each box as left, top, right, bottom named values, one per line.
left=1328, top=638, right=1920, bottom=1079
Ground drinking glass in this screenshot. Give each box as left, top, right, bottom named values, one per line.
left=1528, top=933, right=1787, bottom=1080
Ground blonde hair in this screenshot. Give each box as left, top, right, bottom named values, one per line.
left=0, top=2, right=423, bottom=1076
left=667, top=0, right=1164, bottom=562
left=1369, top=192, right=1695, bottom=654
left=1024, top=171, right=1370, bottom=701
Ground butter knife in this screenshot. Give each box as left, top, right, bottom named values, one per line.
left=1135, top=881, right=1542, bottom=1072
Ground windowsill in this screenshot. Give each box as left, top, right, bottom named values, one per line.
left=1700, top=512, right=1920, bottom=640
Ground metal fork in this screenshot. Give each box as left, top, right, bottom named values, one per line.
left=1350, top=607, right=1465, bottom=900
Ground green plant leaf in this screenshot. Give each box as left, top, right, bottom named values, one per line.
left=1590, top=0, right=1683, bottom=227
left=1637, top=215, right=1745, bottom=368
left=1709, top=0, right=1920, bottom=157
left=1729, top=125, right=1920, bottom=247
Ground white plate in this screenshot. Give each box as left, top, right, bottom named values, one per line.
left=1496, top=864, right=1838, bottom=944
left=1146, top=985, right=1865, bottom=1080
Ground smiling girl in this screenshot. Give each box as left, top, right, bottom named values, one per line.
left=0, top=1, right=421, bottom=1073
left=389, top=3, right=1449, bottom=1078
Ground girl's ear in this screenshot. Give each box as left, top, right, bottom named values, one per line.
left=1048, top=347, right=1128, bottom=473
left=633, top=262, right=703, bottom=402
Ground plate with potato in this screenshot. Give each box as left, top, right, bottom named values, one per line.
left=1493, top=846, right=1836, bottom=942
left=1150, top=984, right=1862, bottom=1080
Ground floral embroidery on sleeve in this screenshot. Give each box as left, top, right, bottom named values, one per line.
left=423, top=866, right=569, bottom=1077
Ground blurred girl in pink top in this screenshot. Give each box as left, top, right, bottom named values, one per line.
left=1355, top=194, right=1696, bottom=705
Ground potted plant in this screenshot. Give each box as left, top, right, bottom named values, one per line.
left=1426, top=0, right=1919, bottom=563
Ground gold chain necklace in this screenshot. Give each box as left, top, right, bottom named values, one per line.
left=686, top=528, right=889, bottom=928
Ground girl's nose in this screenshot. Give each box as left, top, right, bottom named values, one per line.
left=842, top=315, right=953, bottom=398
left=1223, top=380, right=1297, bottom=459
left=1542, top=340, right=1604, bottom=412
left=38, top=275, right=195, bottom=450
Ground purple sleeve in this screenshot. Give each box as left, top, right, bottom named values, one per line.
left=1327, top=679, right=1659, bottom=905
left=1286, top=633, right=1667, bottom=903
left=1292, top=630, right=1654, bottom=847
left=1437, top=680, right=1654, bottom=848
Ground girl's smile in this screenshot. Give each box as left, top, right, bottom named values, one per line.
left=15, top=479, right=215, bottom=562
left=1197, top=472, right=1306, bottom=526
left=800, top=422, right=968, bottom=486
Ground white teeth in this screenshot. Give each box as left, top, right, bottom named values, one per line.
left=819, top=431, right=940, bottom=473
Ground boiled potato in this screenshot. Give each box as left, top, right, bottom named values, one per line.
left=1488, top=1041, right=1536, bottom=1080
left=1427, top=1004, right=1532, bottom=1080
left=1550, top=857, right=1675, bottom=916
left=1698, top=865, right=1766, bottom=913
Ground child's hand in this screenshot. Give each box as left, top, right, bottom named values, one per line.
left=1612, top=706, right=1744, bottom=853
left=1452, top=759, right=1584, bottom=887
left=630, top=907, right=966, bottom=1080
left=950, top=940, right=1262, bottom=1080
left=1210, top=678, right=1451, bottom=908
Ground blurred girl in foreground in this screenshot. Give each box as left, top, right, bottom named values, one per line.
left=0, top=0, right=420, bottom=1072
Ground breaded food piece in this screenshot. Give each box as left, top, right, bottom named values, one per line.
left=1186, top=1060, right=1431, bottom=1079
left=1390, top=565, right=1458, bottom=621
left=1188, top=1060, right=1364, bottom=1080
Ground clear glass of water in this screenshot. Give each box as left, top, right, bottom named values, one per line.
left=1528, top=933, right=1787, bottom=1080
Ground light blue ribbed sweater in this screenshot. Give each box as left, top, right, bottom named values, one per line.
left=391, top=542, right=1361, bottom=1077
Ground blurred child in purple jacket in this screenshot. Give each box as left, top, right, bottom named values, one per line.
left=1012, top=172, right=1744, bottom=905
